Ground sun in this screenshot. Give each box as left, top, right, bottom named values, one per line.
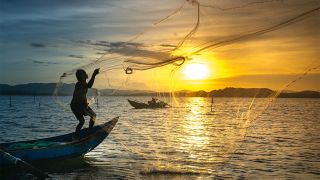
left=183, top=63, right=209, bottom=80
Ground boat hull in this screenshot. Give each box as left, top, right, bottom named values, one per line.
left=0, top=117, right=118, bottom=166
left=127, top=99, right=168, bottom=109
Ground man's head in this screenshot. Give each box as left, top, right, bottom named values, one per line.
left=76, top=69, right=88, bottom=81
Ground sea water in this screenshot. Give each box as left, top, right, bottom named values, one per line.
left=0, top=96, right=319, bottom=179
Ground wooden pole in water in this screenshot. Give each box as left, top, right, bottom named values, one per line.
left=9, top=96, right=12, bottom=107
left=97, top=97, right=99, bottom=108
left=96, top=89, right=99, bottom=108
left=211, top=95, right=213, bottom=112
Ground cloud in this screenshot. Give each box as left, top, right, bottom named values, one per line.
left=30, top=43, right=45, bottom=48
left=160, top=44, right=176, bottom=48
left=77, top=40, right=144, bottom=48
left=77, top=40, right=170, bottom=61
left=68, top=54, right=84, bottom=59
left=32, top=60, right=59, bottom=65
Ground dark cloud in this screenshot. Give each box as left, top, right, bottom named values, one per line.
left=108, top=44, right=169, bottom=60
left=160, top=44, right=176, bottom=48
left=30, top=43, right=45, bottom=48
left=68, top=54, right=84, bottom=59
left=110, top=41, right=143, bottom=47
left=32, top=60, right=59, bottom=65
left=78, top=40, right=170, bottom=60
left=78, top=40, right=144, bottom=48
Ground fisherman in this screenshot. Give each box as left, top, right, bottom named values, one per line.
left=148, top=97, right=157, bottom=107
left=71, top=68, right=99, bottom=138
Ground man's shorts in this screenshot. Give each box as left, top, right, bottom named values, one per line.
left=71, top=103, right=96, bottom=118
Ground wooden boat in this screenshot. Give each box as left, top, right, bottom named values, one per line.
left=128, top=99, right=169, bottom=109
left=0, top=117, right=118, bottom=166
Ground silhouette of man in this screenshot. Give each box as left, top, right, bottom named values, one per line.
left=70, top=68, right=99, bottom=138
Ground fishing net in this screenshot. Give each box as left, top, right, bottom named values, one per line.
left=53, top=0, right=319, bottom=176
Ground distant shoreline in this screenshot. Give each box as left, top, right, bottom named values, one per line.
left=1, top=83, right=319, bottom=98
left=1, top=95, right=320, bottom=99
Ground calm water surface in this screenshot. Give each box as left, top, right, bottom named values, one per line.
left=0, top=96, right=319, bottom=179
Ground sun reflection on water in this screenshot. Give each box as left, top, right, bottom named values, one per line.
left=183, top=99, right=210, bottom=148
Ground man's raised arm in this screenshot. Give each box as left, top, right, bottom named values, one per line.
left=88, top=68, right=100, bottom=88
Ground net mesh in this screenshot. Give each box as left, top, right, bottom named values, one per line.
left=52, top=0, right=319, bottom=175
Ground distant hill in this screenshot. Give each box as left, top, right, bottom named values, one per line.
left=0, top=83, right=152, bottom=96
left=0, top=83, right=60, bottom=95
left=0, top=83, right=86, bottom=96
left=210, top=87, right=274, bottom=97
left=175, top=87, right=320, bottom=98
left=99, top=89, right=154, bottom=96
left=0, top=83, right=319, bottom=98
left=278, top=90, right=320, bottom=98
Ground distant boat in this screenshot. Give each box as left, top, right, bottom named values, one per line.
left=0, top=117, right=118, bottom=166
left=128, top=99, right=169, bottom=109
